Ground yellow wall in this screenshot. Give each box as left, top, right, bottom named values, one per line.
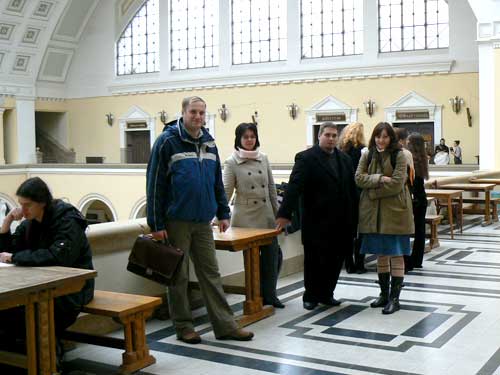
left=59, top=72, right=479, bottom=164
left=496, top=49, right=500, bottom=167
left=35, top=100, right=67, bottom=112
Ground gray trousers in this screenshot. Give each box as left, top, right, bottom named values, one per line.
left=166, top=220, right=238, bottom=337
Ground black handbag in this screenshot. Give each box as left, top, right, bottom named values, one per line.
left=127, top=235, right=184, bottom=285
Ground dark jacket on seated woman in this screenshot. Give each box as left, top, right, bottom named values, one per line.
left=0, top=200, right=94, bottom=334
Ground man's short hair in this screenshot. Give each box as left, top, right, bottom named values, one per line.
left=454, top=140, right=460, bottom=145
left=394, top=127, right=409, bottom=141
left=182, top=96, right=206, bottom=112
left=318, top=122, right=338, bottom=136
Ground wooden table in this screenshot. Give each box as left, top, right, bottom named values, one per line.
left=440, top=183, right=496, bottom=226
left=213, top=227, right=280, bottom=327
left=469, top=178, right=500, bottom=185
left=0, top=266, right=97, bottom=375
left=425, top=189, right=464, bottom=239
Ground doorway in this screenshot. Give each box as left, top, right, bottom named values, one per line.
left=393, top=122, right=434, bottom=156
left=126, top=130, right=151, bottom=163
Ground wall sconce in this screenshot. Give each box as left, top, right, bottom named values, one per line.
left=105, top=113, right=114, bottom=126
left=218, top=104, right=228, bottom=122
left=252, top=110, right=259, bottom=125
left=287, top=103, right=299, bottom=120
left=158, top=110, right=168, bottom=125
left=449, top=96, right=464, bottom=114
left=363, top=99, right=375, bottom=117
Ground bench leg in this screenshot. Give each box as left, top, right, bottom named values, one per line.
left=118, top=310, right=156, bottom=374
left=428, top=223, right=440, bottom=251
left=492, top=202, right=499, bottom=222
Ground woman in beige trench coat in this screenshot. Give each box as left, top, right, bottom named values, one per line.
left=223, top=123, right=284, bottom=308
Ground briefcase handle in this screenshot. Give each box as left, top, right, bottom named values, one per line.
left=140, top=233, right=173, bottom=247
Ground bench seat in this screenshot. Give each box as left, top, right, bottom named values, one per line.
left=63, top=290, right=162, bottom=374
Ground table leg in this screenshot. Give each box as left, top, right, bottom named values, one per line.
left=483, top=190, right=492, bottom=226
left=459, top=195, right=464, bottom=233
left=447, top=198, right=454, bottom=239
left=238, top=245, right=274, bottom=327
left=37, top=290, right=58, bottom=375
left=25, top=297, right=37, bottom=375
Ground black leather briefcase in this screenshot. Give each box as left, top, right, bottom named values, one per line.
left=127, top=235, right=184, bottom=285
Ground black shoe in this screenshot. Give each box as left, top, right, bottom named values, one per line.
left=273, top=299, right=285, bottom=308
left=319, top=297, right=341, bottom=306
left=303, top=301, right=318, bottom=310
left=356, top=267, right=367, bottom=274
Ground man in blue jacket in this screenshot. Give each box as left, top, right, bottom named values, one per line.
left=146, top=96, right=254, bottom=344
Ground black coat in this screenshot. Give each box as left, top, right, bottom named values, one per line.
left=0, top=200, right=95, bottom=311
left=277, top=145, right=358, bottom=246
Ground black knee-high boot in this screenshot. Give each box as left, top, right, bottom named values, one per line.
left=382, top=277, right=404, bottom=314
left=370, top=272, right=390, bottom=308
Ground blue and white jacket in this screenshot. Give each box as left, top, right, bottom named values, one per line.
left=146, top=118, right=230, bottom=232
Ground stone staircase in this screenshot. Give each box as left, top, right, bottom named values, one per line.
left=36, top=128, right=76, bottom=164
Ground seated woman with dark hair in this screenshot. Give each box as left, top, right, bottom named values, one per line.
left=0, top=177, right=94, bottom=353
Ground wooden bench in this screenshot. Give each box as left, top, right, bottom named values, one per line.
left=453, top=197, right=500, bottom=222
left=63, top=290, right=162, bottom=374
left=425, top=214, right=443, bottom=252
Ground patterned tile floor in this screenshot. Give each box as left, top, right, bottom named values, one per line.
left=64, top=216, right=500, bottom=375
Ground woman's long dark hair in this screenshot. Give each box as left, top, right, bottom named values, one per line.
left=368, top=122, right=400, bottom=153
left=408, top=133, right=429, bottom=180
left=234, top=122, right=260, bottom=150
left=16, top=177, right=53, bottom=207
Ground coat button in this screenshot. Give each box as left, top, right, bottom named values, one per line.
left=263, top=199, right=266, bottom=203
left=261, top=184, right=265, bottom=188
left=258, top=170, right=262, bottom=174
left=248, top=172, right=252, bottom=175
left=254, top=201, right=258, bottom=204
left=251, top=186, right=255, bottom=189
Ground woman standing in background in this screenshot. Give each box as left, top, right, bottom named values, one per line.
left=338, top=122, right=366, bottom=274
left=223, top=123, right=284, bottom=308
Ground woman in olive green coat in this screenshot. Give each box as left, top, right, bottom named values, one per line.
left=223, top=123, right=283, bottom=308
left=355, top=122, right=414, bottom=315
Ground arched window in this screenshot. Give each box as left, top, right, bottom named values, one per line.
left=379, top=0, right=449, bottom=52
left=170, top=0, right=219, bottom=70
left=232, top=0, right=287, bottom=64
left=116, top=0, right=159, bottom=75
left=301, top=0, right=363, bottom=59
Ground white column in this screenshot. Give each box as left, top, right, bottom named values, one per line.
left=15, top=96, right=36, bottom=164
left=478, top=43, right=496, bottom=170
left=0, top=108, right=5, bottom=164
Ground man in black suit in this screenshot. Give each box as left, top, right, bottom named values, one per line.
left=276, top=123, right=357, bottom=310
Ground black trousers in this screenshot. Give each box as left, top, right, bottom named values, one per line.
left=303, top=240, right=346, bottom=302
left=407, top=200, right=427, bottom=268
left=0, top=299, right=79, bottom=352
left=260, top=237, right=283, bottom=303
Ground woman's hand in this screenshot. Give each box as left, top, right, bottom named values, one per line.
left=275, top=217, right=291, bottom=232
left=381, top=176, right=392, bottom=184
left=0, top=252, right=13, bottom=263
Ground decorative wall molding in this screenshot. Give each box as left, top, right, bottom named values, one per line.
left=305, top=96, right=358, bottom=146
left=77, top=193, right=118, bottom=221
left=119, top=105, right=156, bottom=163
left=108, top=61, right=455, bottom=96
left=385, top=91, right=442, bottom=143
left=129, top=196, right=147, bottom=220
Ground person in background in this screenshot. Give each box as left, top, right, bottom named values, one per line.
left=0, top=177, right=94, bottom=354
left=434, top=138, right=450, bottom=165
left=276, top=123, right=357, bottom=311
left=146, top=96, right=253, bottom=344
left=451, top=140, right=462, bottom=164
left=405, top=133, right=429, bottom=271
left=355, top=123, right=414, bottom=315
left=338, top=122, right=366, bottom=274
left=223, top=123, right=284, bottom=308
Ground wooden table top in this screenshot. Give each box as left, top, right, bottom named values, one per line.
left=0, top=266, right=97, bottom=301
left=213, top=227, right=280, bottom=250
left=425, top=189, right=464, bottom=198
left=470, top=178, right=500, bottom=185
left=440, top=183, right=496, bottom=191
